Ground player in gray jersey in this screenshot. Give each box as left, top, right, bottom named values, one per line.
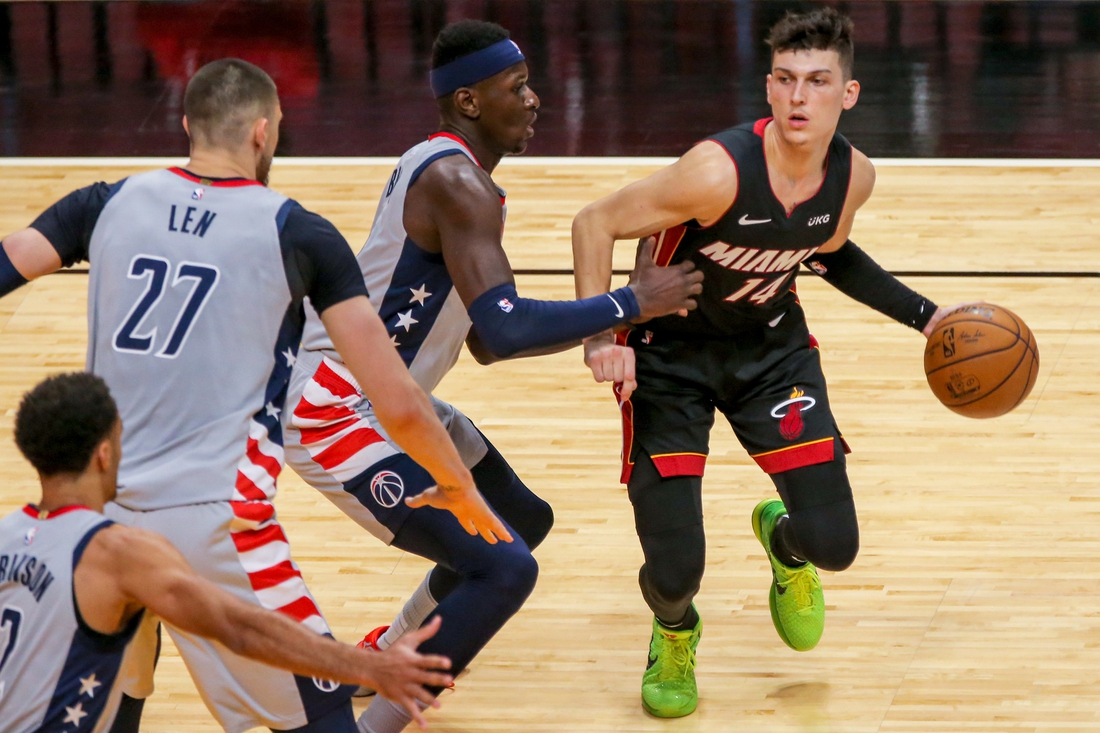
left=284, top=21, right=703, bottom=733
left=0, top=373, right=455, bottom=733
left=0, top=60, right=509, bottom=733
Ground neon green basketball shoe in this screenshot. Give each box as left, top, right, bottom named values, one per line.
left=751, top=498, right=825, bottom=651
left=641, top=610, right=702, bottom=718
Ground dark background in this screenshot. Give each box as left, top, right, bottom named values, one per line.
left=1, top=0, right=1099, bottom=158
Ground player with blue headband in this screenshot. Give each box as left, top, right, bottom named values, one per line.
left=280, top=19, right=703, bottom=733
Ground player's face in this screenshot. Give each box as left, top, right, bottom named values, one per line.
left=256, top=104, right=282, bottom=186
left=478, top=62, right=539, bottom=155
left=766, top=49, right=859, bottom=146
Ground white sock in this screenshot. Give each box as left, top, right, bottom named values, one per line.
left=375, top=571, right=438, bottom=650
left=357, top=696, right=427, bottom=733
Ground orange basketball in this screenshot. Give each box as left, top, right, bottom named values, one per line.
left=923, top=303, right=1039, bottom=418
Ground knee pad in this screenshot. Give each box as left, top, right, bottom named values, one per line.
left=471, top=438, right=554, bottom=550
left=786, top=500, right=860, bottom=572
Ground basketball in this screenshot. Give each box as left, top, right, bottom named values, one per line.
left=923, top=303, right=1039, bottom=418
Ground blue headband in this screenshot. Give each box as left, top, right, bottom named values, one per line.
left=429, top=39, right=526, bottom=98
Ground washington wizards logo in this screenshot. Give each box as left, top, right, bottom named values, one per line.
left=770, top=387, right=817, bottom=441
left=370, top=471, right=405, bottom=509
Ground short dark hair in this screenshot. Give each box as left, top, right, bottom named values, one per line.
left=184, top=58, right=279, bottom=149
left=432, top=20, right=510, bottom=70
left=766, top=8, right=854, bottom=79
left=15, top=373, right=118, bottom=477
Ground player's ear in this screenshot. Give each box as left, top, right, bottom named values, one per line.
left=842, top=79, right=860, bottom=110
left=182, top=116, right=190, bottom=136
left=252, top=117, right=270, bottom=151
left=765, top=74, right=774, bottom=106
left=452, top=88, right=481, bottom=120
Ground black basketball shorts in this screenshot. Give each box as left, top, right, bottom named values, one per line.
left=616, top=305, right=850, bottom=484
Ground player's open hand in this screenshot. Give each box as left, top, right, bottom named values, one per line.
left=627, top=236, right=703, bottom=321
left=584, top=331, right=637, bottom=400
left=366, top=616, right=452, bottom=728
left=922, top=302, right=982, bottom=338
left=405, top=484, right=513, bottom=544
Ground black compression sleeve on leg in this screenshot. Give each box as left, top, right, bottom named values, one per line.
left=803, top=240, right=937, bottom=331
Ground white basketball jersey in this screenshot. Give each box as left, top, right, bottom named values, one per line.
left=0, top=506, right=142, bottom=733
left=300, top=134, right=506, bottom=394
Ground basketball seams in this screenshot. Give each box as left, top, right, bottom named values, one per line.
left=925, top=333, right=1025, bottom=377
left=1007, top=346, right=1039, bottom=412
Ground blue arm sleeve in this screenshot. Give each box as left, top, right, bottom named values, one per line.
left=0, top=244, right=28, bottom=297
left=468, top=282, right=641, bottom=359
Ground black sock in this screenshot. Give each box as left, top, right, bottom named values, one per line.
left=657, top=603, right=699, bottom=631
left=770, top=515, right=807, bottom=567
left=108, top=694, right=145, bottom=733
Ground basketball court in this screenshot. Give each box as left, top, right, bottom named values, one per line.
left=1, top=1, right=1099, bottom=731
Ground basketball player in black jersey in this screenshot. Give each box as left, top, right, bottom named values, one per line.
left=572, top=9, right=965, bottom=718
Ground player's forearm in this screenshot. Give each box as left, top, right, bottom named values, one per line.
left=220, top=598, right=379, bottom=687
left=572, top=206, right=617, bottom=299
left=0, top=229, right=62, bottom=296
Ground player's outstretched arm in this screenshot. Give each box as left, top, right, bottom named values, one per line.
left=0, top=228, right=63, bottom=294
left=407, top=156, right=699, bottom=365
left=571, top=142, right=735, bottom=398
left=802, top=151, right=946, bottom=335
left=75, top=524, right=454, bottom=725
left=321, top=296, right=512, bottom=544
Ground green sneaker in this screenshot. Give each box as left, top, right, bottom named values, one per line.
left=641, top=610, right=702, bottom=718
left=751, top=499, right=825, bottom=651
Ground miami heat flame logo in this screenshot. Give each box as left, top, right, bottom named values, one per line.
left=770, top=387, right=817, bottom=441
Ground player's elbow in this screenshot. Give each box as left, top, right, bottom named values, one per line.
left=372, top=394, right=427, bottom=439
left=470, top=323, right=524, bottom=361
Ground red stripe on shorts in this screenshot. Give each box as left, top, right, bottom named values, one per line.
left=312, top=427, right=386, bottom=470
left=293, top=397, right=356, bottom=423
left=312, top=360, right=359, bottom=399
left=751, top=437, right=834, bottom=474
left=298, top=416, right=359, bottom=445
left=232, top=523, right=288, bottom=553
left=230, top=500, right=275, bottom=524
left=247, top=560, right=302, bottom=592
left=277, top=595, right=323, bottom=623
left=651, top=453, right=707, bottom=477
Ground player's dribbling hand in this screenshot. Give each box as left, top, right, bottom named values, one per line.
left=584, top=331, right=637, bottom=400
left=627, top=236, right=704, bottom=320
left=922, top=302, right=981, bottom=338
left=367, top=616, right=453, bottom=729
left=405, top=484, right=513, bottom=544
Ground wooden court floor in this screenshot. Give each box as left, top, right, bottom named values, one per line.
left=0, top=161, right=1099, bottom=732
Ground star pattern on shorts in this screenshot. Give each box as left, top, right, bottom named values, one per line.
left=409, top=284, right=432, bottom=306
left=395, top=310, right=419, bottom=332
left=390, top=334, right=400, bottom=347
left=63, top=702, right=88, bottom=727
left=78, top=674, right=101, bottom=698
left=282, top=348, right=297, bottom=367
left=265, top=402, right=281, bottom=418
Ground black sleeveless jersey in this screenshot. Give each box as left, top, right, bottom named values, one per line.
left=644, top=118, right=852, bottom=338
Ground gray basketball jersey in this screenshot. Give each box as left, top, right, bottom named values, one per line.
left=85, top=169, right=297, bottom=510
left=299, top=134, right=506, bottom=394
left=0, top=506, right=142, bottom=733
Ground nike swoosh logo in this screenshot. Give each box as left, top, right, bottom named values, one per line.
left=769, top=313, right=785, bottom=327
left=739, top=214, right=772, bottom=226
left=608, top=293, right=625, bottom=319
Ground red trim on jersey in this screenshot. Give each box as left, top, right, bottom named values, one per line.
left=651, top=453, right=707, bottom=478
left=427, top=132, right=483, bottom=168
left=616, top=380, right=635, bottom=484
left=751, top=437, right=834, bottom=474
left=312, top=427, right=386, bottom=470
left=247, top=560, right=303, bottom=592
left=232, top=523, right=288, bottom=553
left=652, top=225, right=687, bottom=267
left=21, top=504, right=93, bottom=519
left=276, top=595, right=323, bottom=623
left=753, top=117, right=772, bottom=137
left=168, top=167, right=264, bottom=188
left=234, top=471, right=269, bottom=501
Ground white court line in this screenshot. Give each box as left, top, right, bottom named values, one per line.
left=0, top=156, right=1099, bottom=167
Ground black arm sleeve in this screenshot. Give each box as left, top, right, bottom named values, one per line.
left=279, top=204, right=368, bottom=314
left=29, top=182, right=114, bottom=267
left=803, top=240, right=938, bottom=332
